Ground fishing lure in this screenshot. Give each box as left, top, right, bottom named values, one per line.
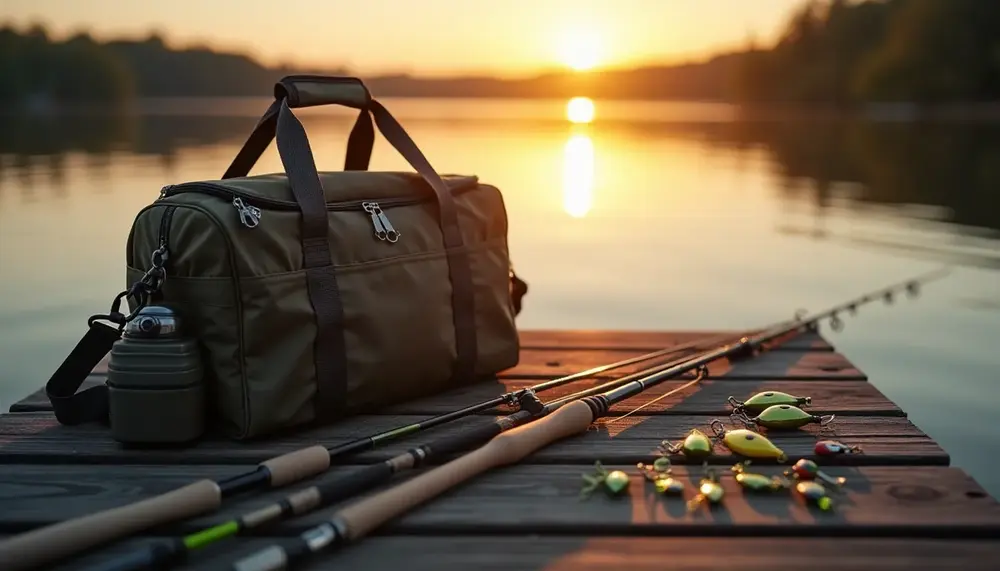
left=785, top=458, right=846, bottom=488
left=659, top=428, right=714, bottom=459
left=580, top=461, right=630, bottom=499
left=815, top=439, right=863, bottom=455
left=734, top=404, right=835, bottom=430
left=796, top=480, right=833, bottom=511
left=731, top=461, right=790, bottom=492
left=728, top=391, right=812, bottom=416
left=710, top=419, right=788, bottom=462
left=636, top=457, right=685, bottom=495
left=687, top=465, right=725, bottom=512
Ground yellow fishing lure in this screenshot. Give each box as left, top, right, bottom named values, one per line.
left=710, top=420, right=788, bottom=462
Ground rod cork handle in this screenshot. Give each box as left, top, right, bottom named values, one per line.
left=338, top=399, right=596, bottom=540
left=260, top=444, right=331, bottom=487
left=0, top=479, right=222, bottom=571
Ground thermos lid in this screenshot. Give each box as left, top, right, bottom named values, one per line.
left=123, top=305, right=181, bottom=339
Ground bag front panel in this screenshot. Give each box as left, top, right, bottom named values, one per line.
left=239, top=269, right=317, bottom=437
left=337, top=252, right=457, bottom=414
left=127, top=175, right=519, bottom=439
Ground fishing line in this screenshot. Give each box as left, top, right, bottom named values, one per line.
left=596, top=366, right=709, bottom=427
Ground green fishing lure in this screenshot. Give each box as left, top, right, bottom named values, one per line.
left=734, top=404, right=835, bottom=430
left=659, top=428, right=714, bottom=458
left=731, top=461, right=790, bottom=492
left=728, top=391, right=812, bottom=416
left=580, top=461, right=630, bottom=499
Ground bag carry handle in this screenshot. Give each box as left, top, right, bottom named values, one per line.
left=224, top=76, right=479, bottom=415
left=223, top=76, right=377, bottom=177
left=276, top=75, right=372, bottom=109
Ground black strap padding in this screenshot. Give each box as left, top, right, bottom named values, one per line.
left=222, top=100, right=375, bottom=179
left=44, top=322, right=121, bottom=425
left=274, top=99, right=349, bottom=418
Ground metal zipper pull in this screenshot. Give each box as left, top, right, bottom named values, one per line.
left=232, top=197, right=261, bottom=228
left=371, top=202, right=399, bottom=243
left=363, top=201, right=387, bottom=240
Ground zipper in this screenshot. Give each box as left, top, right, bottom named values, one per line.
left=362, top=201, right=388, bottom=240
left=363, top=201, right=399, bottom=243
left=160, top=181, right=474, bottom=212
left=232, top=197, right=262, bottom=228
left=155, top=205, right=177, bottom=266
left=159, top=181, right=463, bottom=240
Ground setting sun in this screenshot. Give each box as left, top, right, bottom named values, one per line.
left=558, top=29, right=602, bottom=71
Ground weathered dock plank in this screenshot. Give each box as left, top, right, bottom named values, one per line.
left=11, top=379, right=903, bottom=416
left=516, top=329, right=835, bottom=351
left=0, top=464, right=996, bottom=537
left=0, top=412, right=939, bottom=466
left=8, top=329, right=857, bottom=414
left=384, top=379, right=900, bottom=416
left=0, top=328, right=993, bottom=571
left=19, top=536, right=1000, bottom=571
left=502, top=347, right=865, bottom=380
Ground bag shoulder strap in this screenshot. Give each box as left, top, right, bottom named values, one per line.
left=43, top=321, right=120, bottom=425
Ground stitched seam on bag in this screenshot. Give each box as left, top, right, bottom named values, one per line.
left=125, top=267, right=238, bottom=308
left=222, top=236, right=508, bottom=282
left=334, top=236, right=507, bottom=273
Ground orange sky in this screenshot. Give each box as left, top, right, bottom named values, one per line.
left=2, top=0, right=809, bottom=77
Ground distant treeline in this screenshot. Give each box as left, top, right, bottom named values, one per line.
left=2, top=0, right=999, bottom=107
left=735, top=0, right=1000, bottom=105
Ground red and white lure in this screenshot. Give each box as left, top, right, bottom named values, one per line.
left=814, top=439, right=863, bottom=456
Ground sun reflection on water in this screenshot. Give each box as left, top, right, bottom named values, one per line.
left=562, top=133, right=594, bottom=218
left=566, top=97, right=595, bottom=124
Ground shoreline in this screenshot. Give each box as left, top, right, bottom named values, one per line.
left=3, top=97, right=1000, bottom=123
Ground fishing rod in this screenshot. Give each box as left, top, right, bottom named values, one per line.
left=232, top=268, right=948, bottom=571
left=83, top=344, right=725, bottom=571
left=0, top=331, right=741, bottom=571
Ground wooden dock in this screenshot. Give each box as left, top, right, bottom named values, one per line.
left=2, top=329, right=1000, bottom=570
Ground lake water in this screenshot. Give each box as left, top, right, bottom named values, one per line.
left=0, top=97, right=997, bottom=495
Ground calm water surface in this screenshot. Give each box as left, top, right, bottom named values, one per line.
left=1, top=98, right=997, bottom=495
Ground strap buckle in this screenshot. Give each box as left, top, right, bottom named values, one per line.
left=88, top=247, right=169, bottom=331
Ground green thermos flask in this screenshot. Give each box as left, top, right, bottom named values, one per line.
left=106, top=305, right=206, bottom=444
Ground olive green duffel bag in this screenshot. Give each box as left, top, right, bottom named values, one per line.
left=44, top=75, right=527, bottom=441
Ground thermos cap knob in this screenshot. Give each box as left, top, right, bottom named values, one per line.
left=123, top=305, right=181, bottom=339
